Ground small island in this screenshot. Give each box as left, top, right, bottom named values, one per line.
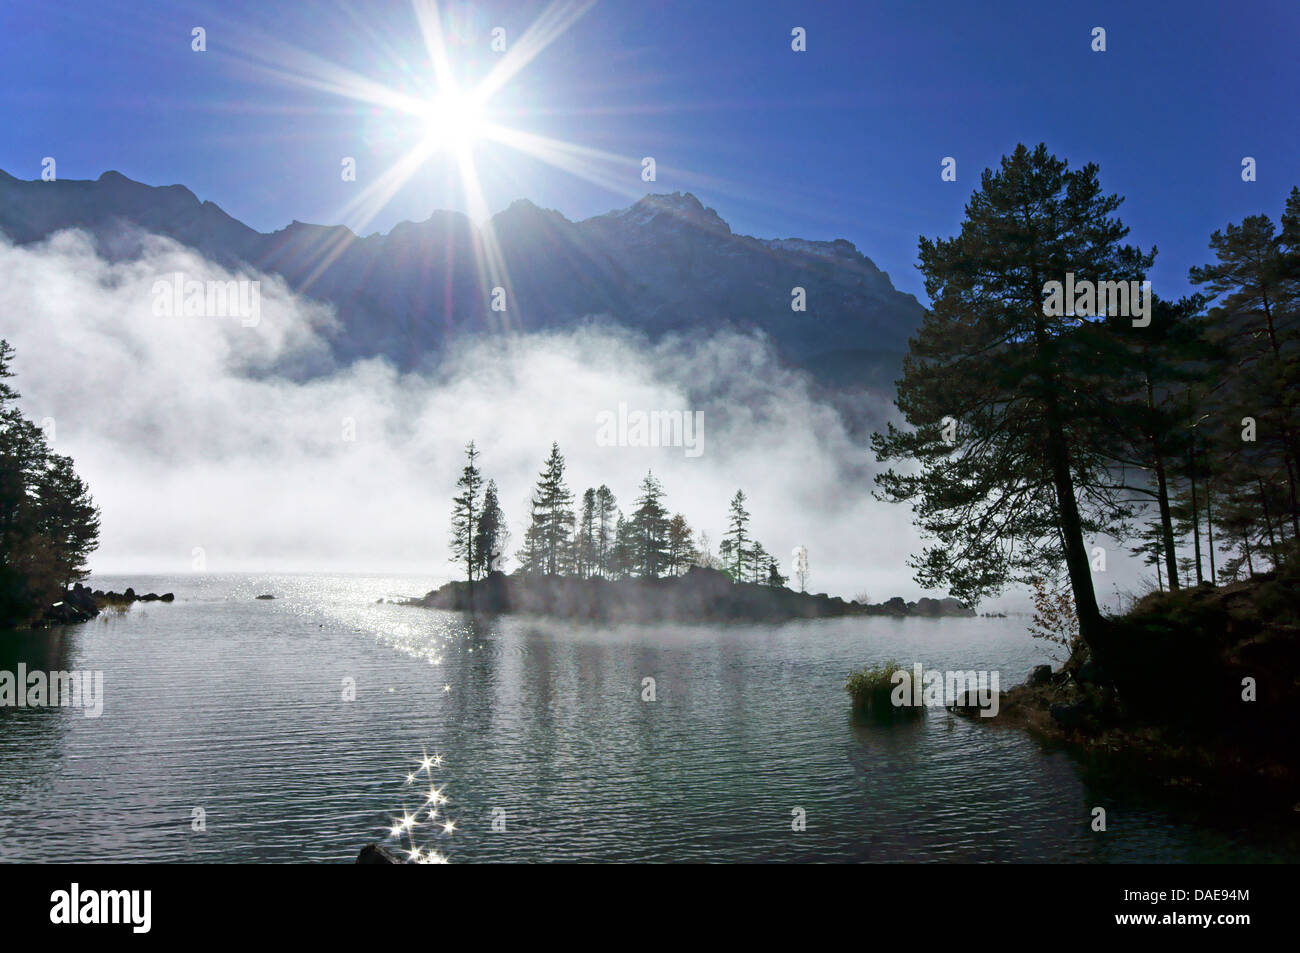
left=411, top=441, right=974, bottom=624
left=409, top=566, right=974, bottom=624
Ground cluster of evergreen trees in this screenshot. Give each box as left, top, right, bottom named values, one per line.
left=873, top=143, right=1299, bottom=657
left=0, top=341, right=101, bottom=627
left=448, top=441, right=788, bottom=587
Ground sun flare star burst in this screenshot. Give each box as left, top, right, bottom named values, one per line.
left=422, top=88, right=485, bottom=152
left=228, top=0, right=617, bottom=319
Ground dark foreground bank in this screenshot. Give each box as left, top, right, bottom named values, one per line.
left=959, top=564, right=1300, bottom=809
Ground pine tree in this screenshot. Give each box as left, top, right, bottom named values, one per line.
left=1128, top=522, right=1168, bottom=592
left=448, top=441, right=483, bottom=587
left=520, top=443, right=574, bottom=575
left=1214, top=472, right=1265, bottom=579
left=766, top=557, right=789, bottom=588
left=33, top=453, right=100, bottom=588
left=472, top=479, right=507, bottom=577
left=610, top=512, right=634, bottom=579
left=594, top=485, right=617, bottom=578
left=0, top=340, right=100, bottom=625
left=724, top=490, right=750, bottom=581
left=873, top=144, right=1151, bottom=658
left=747, top=540, right=770, bottom=584
left=517, top=513, right=546, bottom=575
left=1081, top=294, right=1217, bottom=590
left=665, top=513, right=694, bottom=575
left=575, top=488, right=598, bottom=579
left=629, top=471, right=669, bottom=577
left=718, top=537, right=734, bottom=575
left=1190, top=189, right=1300, bottom=541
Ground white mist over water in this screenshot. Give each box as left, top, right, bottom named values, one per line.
left=0, top=229, right=1147, bottom=607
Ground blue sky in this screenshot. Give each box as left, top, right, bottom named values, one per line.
left=2, top=0, right=1298, bottom=301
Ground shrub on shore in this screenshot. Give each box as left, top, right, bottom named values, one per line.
left=846, top=660, right=922, bottom=719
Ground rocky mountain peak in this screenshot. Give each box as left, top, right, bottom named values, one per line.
left=600, top=191, right=731, bottom=235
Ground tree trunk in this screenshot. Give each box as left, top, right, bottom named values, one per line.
left=1154, top=453, right=1179, bottom=590
left=1205, top=475, right=1217, bottom=583
left=467, top=498, right=476, bottom=598
left=1147, top=378, right=1180, bottom=590
left=1258, top=289, right=1300, bottom=536
left=1044, top=415, right=1107, bottom=655
left=1028, top=273, right=1108, bottom=662
left=1189, top=443, right=1203, bottom=584
left=1259, top=477, right=1281, bottom=565
left=1286, top=453, right=1300, bottom=540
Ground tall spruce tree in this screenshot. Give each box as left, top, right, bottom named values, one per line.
left=576, top=488, right=598, bottom=579
left=610, top=512, right=634, bottom=579
left=630, top=471, right=669, bottom=577
left=594, top=485, right=617, bottom=578
left=747, top=540, right=770, bottom=584
left=520, top=443, right=574, bottom=575
left=472, top=479, right=507, bottom=577
left=449, top=441, right=483, bottom=588
left=724, top=490, right=750, bottom=581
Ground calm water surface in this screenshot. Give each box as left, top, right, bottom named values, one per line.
left=0, top=573, right=1295, bottom=863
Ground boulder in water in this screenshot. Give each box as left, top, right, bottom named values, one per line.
left=356, top=843, right=402, bottom=864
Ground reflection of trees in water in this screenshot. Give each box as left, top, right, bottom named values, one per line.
left=0, top=625, right=74, bottom=677
left=0, top=626, right=78, bottom=780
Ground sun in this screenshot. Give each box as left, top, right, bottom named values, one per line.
left=230, top=0, right=621, bottom=306
left=422, top=87, right=486, bottom=152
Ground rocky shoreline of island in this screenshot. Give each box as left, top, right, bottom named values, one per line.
left=35, top=583, right=176, bottom=627
left=406, top=566, right=975, bottom=624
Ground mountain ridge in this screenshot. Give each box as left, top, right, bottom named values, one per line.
left=0, top=169, right=924, bottom=383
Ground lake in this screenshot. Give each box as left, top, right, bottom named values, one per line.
left=1, top=573, right=1295, bottom=863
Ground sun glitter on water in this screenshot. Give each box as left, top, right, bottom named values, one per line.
left=382, top=746, right=456, bottom=864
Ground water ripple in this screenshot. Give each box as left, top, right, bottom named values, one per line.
left=0, top=573, right=1295, bottom=863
